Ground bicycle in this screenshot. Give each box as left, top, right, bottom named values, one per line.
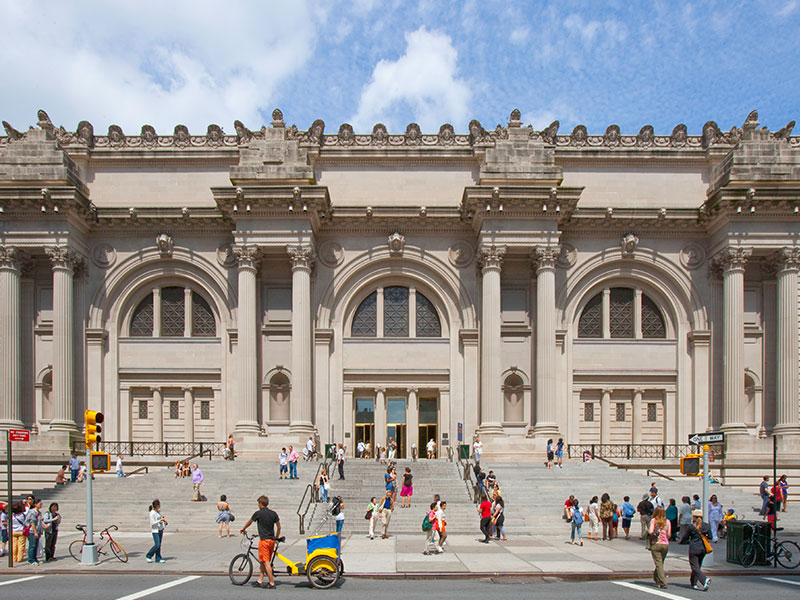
left=229, top=532, right=344, bottom=589
left=69, top=524, right=128, bottom=563
left=741, top=524, right=800, bottom=569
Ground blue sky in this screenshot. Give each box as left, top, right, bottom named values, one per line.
left=1, top=0, right=798, bottom=136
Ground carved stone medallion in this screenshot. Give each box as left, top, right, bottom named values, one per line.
left=448, top=240, right=474, bottom=268
left=318, top=241, right=344, bottom=268
left=621, top=233, right=639, bottom=256
left=387, top=232, right=405, bottom=256
left=91, top=243, right=117, bottom=269
left=156, top=233, right=174, bottom=257
left=556, top=243, right=577, bottom=269
left=216, top=243, right=237, bottom=268
left=680, top=243, right=706, bottom=270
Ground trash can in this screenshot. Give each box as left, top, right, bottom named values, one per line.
left=726, top=520, right=771, bottom=565
left=458, top=444, right=470, bottom=460
left=325, top=444, right=336, bottom=460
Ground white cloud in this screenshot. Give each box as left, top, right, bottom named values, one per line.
left=510, top=27, right=530, bottom=45
left=777, top=0, right=798, bottom=16
left=0, top=0, right=320, bottom=133
left=523, top=103, right=580, bottom=131
left=350, top=27, right=471, bottom=132
left=563, top=13, right=628, bottom=46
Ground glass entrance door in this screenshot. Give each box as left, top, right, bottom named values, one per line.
left=418, top=397, right=438, bottom=458
left=355, top=397, right=374, bottom=457
left=387, top=396, right=406, bottom=458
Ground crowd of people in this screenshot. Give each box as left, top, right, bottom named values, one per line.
left=0, top=496, right=61, bottom=565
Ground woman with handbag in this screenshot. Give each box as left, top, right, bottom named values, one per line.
left=216, top=495, right=233, bottom=538
left=365, top=497, right=378, bottom=539
left=11, top=502, right=27, bottom=563
left=684, top=509, right=712, bottom=590
left=648, top=506, right=671, bottom=589
left=319, top=467, right=330, bottom=503
left=43, top=502, right=61, bottom=561
left=146, top=499, right=168, bottom=563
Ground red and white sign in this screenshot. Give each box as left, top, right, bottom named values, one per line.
left=8, top=429, right=30, bottom=442
left=708, top=451, right=715, bottom=463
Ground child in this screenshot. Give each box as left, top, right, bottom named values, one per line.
left=278, top=448, right=288, bottom=479
left=570, top=499, right=584, bottom=546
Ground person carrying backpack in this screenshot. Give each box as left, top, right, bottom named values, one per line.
left=569, top=499, right=584, bottom=546
left=422, top=502, right=437, bottom=554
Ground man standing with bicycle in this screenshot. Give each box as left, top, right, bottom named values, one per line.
left=240, top=496, right=281, bottom=589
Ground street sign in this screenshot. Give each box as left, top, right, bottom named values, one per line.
left=457, top=422, right=463, bottom=442
left=688, top=431, right=724, bottom=445
left=8, top=429, right=30, bottom=442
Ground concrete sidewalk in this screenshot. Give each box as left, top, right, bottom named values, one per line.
left=2, top=528, right=799, bottom=579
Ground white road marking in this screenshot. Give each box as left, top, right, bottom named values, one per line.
left=0, top=575, right=45, bottom=587
left=113, top=575, right=201, bottom=600
left=614, top=580, right=692, bottom=600
left=763, top=577, right=800, bottom=587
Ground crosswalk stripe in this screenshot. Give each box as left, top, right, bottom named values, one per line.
left=0, top=575, right=45, bottom=587
left=614, top=580, right=692, bottom=600
left=762, top=577, right=800, bottom=587
left=113, top=575, right=201, bottom=600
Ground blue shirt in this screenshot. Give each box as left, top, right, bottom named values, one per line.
left=621, top=501, right=635, bottom=518
left=69, top=457, right=79, bottom=470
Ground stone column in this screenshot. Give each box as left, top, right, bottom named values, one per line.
left=46, top=246, right=82, bottom=432
left=632, top=389, right=643, bottom=444
left=233, top=245, right=261, bottom=434
left=184, top=387, right=195, bottom=442
left=152, top=387, right=163, bottom=443
left=183, top=288, right=193, bottom=337
left=600, top=388, right=611, bottom=444
left=774, top=248, right=800, bottom=436
left=533, top=246, right=560, bottom=437
left=407, top=388, right=419, bottom=456
left=288, top=245, right=315, bottom=435
left=0, top=246, right=24, bottom=429
left=375, top=388, right=387, bottom=451
left=716, top=248, right=751, bottom=434
left=478, top=245, right=505, bottom=434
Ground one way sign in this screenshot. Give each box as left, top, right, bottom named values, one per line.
left=688, top=431, right=725, bottom=445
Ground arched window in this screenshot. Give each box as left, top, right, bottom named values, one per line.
left=577, top=287, right=666, bottom=339
left=130, top=293, right=154, bottom=337
left=384, top=286, right=409, bottom=337
left=416, top=292, right=441, bottom=337
left=128, top=286, right=217, bottom=337
left=352, top=291, right=377, bottom=337
left=578, top=293, right=602, bottom=338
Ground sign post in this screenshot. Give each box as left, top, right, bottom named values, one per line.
left=6, top=429, right=30, bottom=568
left=702, top=444, right=714, bottom=566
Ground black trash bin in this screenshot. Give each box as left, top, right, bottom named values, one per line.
left=727, top=520, right=771, bottom=566
left=325, top=444, right=336, bottom=460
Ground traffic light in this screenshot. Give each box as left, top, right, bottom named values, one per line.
left=90, top=451, right=110, bottom=473
left=680, top=453, right=702, bottom=476
left=85, top=410, right=104, bottom=448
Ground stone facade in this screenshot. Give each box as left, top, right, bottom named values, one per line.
left=1, top=109, right=799, bottom=458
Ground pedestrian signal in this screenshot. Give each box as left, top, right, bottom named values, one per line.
left=680, top=453, right=702, bottom=476
left=84, top=410, right=104, bottom=449
left=90, top=451, right=110, bottom=473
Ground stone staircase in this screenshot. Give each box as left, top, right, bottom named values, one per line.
left=306, top=459, right=478, bottom=535
left=486, top=459, right=800, bottom=536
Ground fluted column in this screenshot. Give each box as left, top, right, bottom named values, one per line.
left=774, top=248, right=800, bottom=436
left=407, top=388, right=419, bottom=454
left=233, top=245, right=261, bottom=434
left=288, top=245, right=315, bottom=435
left=532, top=246, right=560, bottom=437
left=184, top=387, right=195, bottom=442
left=632, top=389, right=644, bottom=444
left=375, top=388, right=387, bottom=450
left=478, top=245, right=505, bottom=434
left=46, top=246, right=82, bottom=432
left=0, top=246, right=24, bottom=429
left=716, top=247, right=751, bottom=434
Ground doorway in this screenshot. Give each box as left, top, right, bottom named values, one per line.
left=418, top=397, right=438, bottom=458
left=355, top=396, right=374, bottom=457
left=387, top=396, right=406, bottom=458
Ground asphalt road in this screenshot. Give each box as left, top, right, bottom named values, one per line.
left=1, top=573, right=799, bottom=600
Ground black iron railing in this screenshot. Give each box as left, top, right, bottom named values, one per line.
left=567, top=443, right=724, bottom=460
left=72, top=440, right=227, bottom=459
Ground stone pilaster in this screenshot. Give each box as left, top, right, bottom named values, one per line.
left=0, top=246, right=24, bottom=429
left=46, top=246, right=82, bottom=432
left=600, top=388, right=611, bottom=444
left=152, top=387, right=163, bottom=443
left=288, top=245, right=315, bottom=435
left=774, top=248, right=800, bottom=436
left=184, top=387, right=195, bottom=442
left=478, top=245, right=505, bottom=435
left=532, top=246, right=560, bottom=437
left=715, top=247, right=751, bottom=434
left=233, top=245, right=261, bottom=435
left=632, top=389, right=644, bottom=444
left=375, top=388, right=387, bottom=451
left=407, top=388, right=418, bottom=455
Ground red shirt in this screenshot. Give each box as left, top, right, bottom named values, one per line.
left=480, top=500, right=491, bottom=519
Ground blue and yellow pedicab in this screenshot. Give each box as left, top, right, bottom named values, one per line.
left=230, top=531, right=344, bottom=589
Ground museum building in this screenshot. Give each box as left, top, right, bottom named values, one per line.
left=1, top=108, right=799, bottom=459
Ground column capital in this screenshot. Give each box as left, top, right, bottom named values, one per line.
left=0, top=245, right=26, bottom=272
left=477, top=245, right=505, bottom=273
left=774, top=247, right=800, bottom=274
left=150, top=386, right=162, bottom=394
left=46, top=245, right=84, bottom=273
left=406, top=387, right=418, bottom=395
left=375, top=387, right=386, bottom=394
left=531, top=245, right=560, bottom=273
left=182, top=386, right=194, bottom=394
left=711, top=247, right=751, bottom=273
left=233, top=244, right=261, bottom=271
left=287, top=244, right=315, bottom=272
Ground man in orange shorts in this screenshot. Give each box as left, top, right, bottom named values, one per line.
left=240, top=495, right=281, bottom=588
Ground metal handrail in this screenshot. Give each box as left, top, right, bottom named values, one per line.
left=72, top=440, right=227, bottom=458
left=127, top=465, right=149, bottom=476
left=297, top=484, right=313, bottom=535
left=567, top=443, right=725, bottom=460
left=646, top=468, right=675, bottom=481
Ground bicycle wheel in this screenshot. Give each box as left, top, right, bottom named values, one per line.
left=229, top=553, right=253, bottom=585
left=338, top=557, right=345, bottom=577
left=741, top=541, right=757, bottom=567
left=69, top=539, right=84, bottom=561
left=306, top=556, right=339, bottom=589
left=110, top=540, right=129, bottom=563
left=776, top=540, right=800, bottom=569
